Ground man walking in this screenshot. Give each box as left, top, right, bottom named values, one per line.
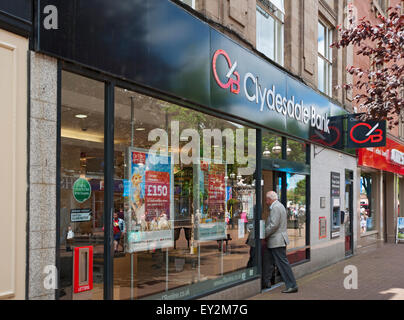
left=263, top=191, right=298, bottom=293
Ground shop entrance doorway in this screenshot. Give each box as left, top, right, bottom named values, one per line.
left=345, top=170, right=354, bottom=256
left=261, top=168, right=309, bottom=286
left=261, top=169, right=280, bottom=286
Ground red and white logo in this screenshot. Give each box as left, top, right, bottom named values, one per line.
left=212, top=49, right=240, bottom=94
left=349, top=122, right=384, bottom=145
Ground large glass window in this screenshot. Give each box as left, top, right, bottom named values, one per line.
left=360, top=173, right=376, bottom=233
left=286, top=139, right=307, bottom=163
left=262, top=131, right=282, bottom=160
left=256, top=0, right=284, bottom=66
left=318, top=21, right=333, bottom=96
left=59, top=71, right=105, bottom=300
left=113, top=88, right=257, bottom=299
left=262, top=130, right=309, bottom=265
left=285, top=173, right=307, bottom=262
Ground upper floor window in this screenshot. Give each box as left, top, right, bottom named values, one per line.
left=179, top=0, right=195, bottom=9
left=374, top=0, right=389, bottom=16
left=256, top=0, right=284, bottom=66
left=399, top=92, right=404, bottom=139
left=318, top=21, right=333, bottom=96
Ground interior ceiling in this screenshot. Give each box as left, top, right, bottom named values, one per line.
left=61, top=71, right=242, bottom=147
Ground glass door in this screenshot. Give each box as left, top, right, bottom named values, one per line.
left=345, top=170, right=354, bottom=256
left=59, top=71, right=106, bottom=300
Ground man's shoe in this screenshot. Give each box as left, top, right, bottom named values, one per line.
left=282, top=287, right=298, bottom=293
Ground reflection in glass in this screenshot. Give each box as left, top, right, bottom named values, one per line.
left=262, top=131, right=282, bottom=160
left=286, top=174, right=306, bottom=254
left=318, top=22, right=325, bottom=56
left=113, top=87, right=257, bottom=300
left=59, top=71, right=105, bottom=300
left=287, top=139, right=307, bottom=163
left=257, top=7, right=275, bottom=61
left=256, top=2, right=284, bottom=65
left=360, top=173, right=375, bottom=233
left=318, top=56, right=325, bottom=93
left=318, top=21, right=333, bottom=96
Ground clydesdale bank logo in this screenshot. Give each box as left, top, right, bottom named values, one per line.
left=212, top=49, right=331, bottom=134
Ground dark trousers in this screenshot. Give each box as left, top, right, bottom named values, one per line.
left=246, top=246, right=257, bottom=268
left=262, top=246, right=297, bottom=289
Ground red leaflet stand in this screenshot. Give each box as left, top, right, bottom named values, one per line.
left=73, top=246, right=93, bottom=294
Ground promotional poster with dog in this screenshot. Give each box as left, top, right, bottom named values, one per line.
left=126, top=148, right=174, bottom=253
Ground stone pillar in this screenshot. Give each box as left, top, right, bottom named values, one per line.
left=284, top=0, right=301, bottom=76
left=302, top=0, right=318, bottom=87
left=385, top=172, right=398, bottom=243
left=28, top=52, right=58, bottom=299
left=399, top=177, right=404, bottom=218
left=375, top=170, right=386, bottom=243
left=375, top=170, right=384, bottom=242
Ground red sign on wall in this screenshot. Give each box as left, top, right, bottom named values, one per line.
left=319, top=217, right=327, bottom=239
left=73, top=246, right=93, bottom=294
left=358, top=138, right=404, bottom=175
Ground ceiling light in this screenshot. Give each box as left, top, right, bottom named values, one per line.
left=286, top=144, right=292, bottom=156
left=136, top=128, right=146, bottom=131
left=272, top=139, right=281, bottom=154
left=75, top=114, right=88, bottom=119
left=263, top=146, right=271, bottom=158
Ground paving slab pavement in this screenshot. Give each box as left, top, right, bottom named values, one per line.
left=249, top=243, right=404, bottom=300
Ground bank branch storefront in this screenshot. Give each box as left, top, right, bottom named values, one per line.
left=33, top=0, right=356, bottom=300
left=358, top=137, right=404, bottom=246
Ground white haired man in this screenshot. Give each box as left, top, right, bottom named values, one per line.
left=263, top=191, right=298, bottom=293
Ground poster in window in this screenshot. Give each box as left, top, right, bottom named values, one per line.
left=397, top=217, right=404, bottom=242
left=126, top=148, right=174, bottom=253
left=196, top=162, right=227, bottom=241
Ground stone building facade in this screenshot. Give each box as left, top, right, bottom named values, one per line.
left=353, top=0, right=404, bottom=250
left=2, top=0, right=383, bottom=300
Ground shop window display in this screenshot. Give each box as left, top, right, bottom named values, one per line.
left=360, top=173, right=375, bottom=233
left=113, top=87, right=257, bottom=300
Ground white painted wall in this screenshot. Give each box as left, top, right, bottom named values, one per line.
left=293, top=145, right=358, bottom=279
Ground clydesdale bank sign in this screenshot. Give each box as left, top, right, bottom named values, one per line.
left=37, top=0, right=346, bottom=142
left=212, top=49, right=331, bottom=134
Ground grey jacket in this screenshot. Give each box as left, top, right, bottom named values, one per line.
left=265, top=200, right=290, bottom=249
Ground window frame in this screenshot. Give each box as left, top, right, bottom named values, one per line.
left=317, top=20, right=333, bottom=97
left=373, top=0, right=389, bottom=17
left=57, top=60, right=264, bottom=300
left=179, top=0, right=195, bottom=9
left=256, top=0, right=285, bottom=66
